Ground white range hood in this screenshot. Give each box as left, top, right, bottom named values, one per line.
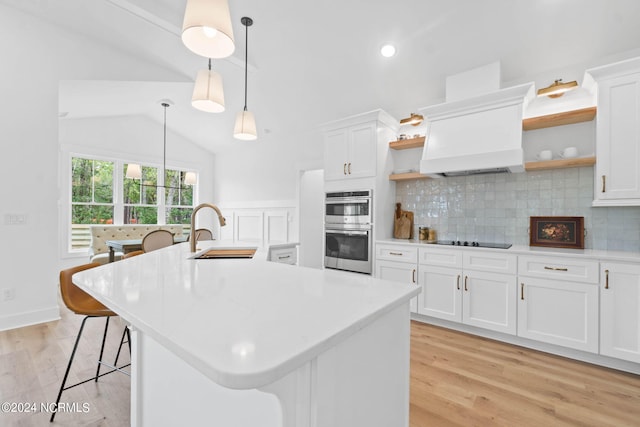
left=419, top=82, right=534, bottom=177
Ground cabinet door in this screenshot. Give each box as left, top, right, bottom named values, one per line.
left=347, top=122, right=377, bottom=179
left=376, top=259, right=418, bottom=313
left=600, top=262, right=640, bottom=363
left=462, top=272, right=516, bottom=335
left=324, top=128, right=350, bottom=181
left=594, top=72, right=640, bottom=205
left=518, top=277, right=598, bottom=353
left=418, top=265, right=461, bottom=322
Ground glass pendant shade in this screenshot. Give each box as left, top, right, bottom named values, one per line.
left=233, top=110, right=257, bottom=140
left=184, top=171, right=197, bottom=185
left=192, top=68, right=225, bottom=113
left=125, top=163, right=142, bottom=179
left=182, top=0, right=235, bottom=59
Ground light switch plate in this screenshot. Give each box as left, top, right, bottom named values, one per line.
left=4, top=214, right=27, bottom=225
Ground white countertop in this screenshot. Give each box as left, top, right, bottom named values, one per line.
left=377, top=238, right=640, bottom=262
left=72, top=241, right=419, bottom=390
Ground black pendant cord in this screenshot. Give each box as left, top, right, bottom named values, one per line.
left=161, top=102, right=169, bottom=187
left=241, top=17, right=253, bottom=112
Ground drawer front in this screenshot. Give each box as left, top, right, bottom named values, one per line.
left=419, top=247, right=463, bottom=268
left=270, top=247, right=297, bottom=265
left=463, top=251, right=517, bottom=275
left=376, top=244, right=418, bottom=263
left=518, top=255, right=598, bottom=284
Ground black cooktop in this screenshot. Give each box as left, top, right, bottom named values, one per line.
left=436, top=240, right=512, bottom=249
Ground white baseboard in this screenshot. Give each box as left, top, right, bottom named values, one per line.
left=0, top=305, right=61, bottom=332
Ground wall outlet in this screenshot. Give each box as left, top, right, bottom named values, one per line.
left=1, top=288, right=16, bottom=302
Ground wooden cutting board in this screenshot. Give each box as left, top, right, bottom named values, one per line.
left=394, top=203, right=414, bottom=239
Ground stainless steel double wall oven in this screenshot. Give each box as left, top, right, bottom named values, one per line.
left=324, top=190, right=372, bottom=274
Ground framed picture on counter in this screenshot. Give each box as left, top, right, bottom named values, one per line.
left=530, top=216, right=585, bottom=249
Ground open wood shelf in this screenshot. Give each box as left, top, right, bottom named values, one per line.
left=524, top=156, right=596, bottom=171
left=389, top=172, right=430, bottom=181
left=523, top=106, right=597, bottom=131
left=389, top=136, right=425, bottom=150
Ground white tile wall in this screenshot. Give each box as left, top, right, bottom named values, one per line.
left=395, top=167, right=640, bottom=252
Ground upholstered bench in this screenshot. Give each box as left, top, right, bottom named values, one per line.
left=89, top=224, right=185, bottom=264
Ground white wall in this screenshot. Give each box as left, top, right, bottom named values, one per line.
left=0, top=4, right=195, bottom=331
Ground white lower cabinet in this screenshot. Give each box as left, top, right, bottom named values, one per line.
left=418, top=248, right=517, bottom=335
left=517, top=256, right=599, bottom=353
left=600, top=262, right=640, bottom=363
left=269, top=245, right=298, bottom=265
left=375, top=244, right=419, bottom=313
left=376, top=259, right=418, bottom=313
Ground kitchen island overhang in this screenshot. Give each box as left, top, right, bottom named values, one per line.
left=72, top=241, right=420, bottom=426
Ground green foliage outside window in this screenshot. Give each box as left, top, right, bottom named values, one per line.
left=70, top=156, right=196, bottom=250
left=71, top=158, right=114, bottom=223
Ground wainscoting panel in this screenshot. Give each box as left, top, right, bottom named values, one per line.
left=217, top=202, right=296, bottom=247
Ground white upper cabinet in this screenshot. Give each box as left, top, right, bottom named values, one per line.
left=322, top=110, right=398, bottom=184
left=588, top=57, right=640, bottom=206
left=324, top=122, right=377, bottom=180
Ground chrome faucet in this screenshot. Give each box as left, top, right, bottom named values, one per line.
left=190, top=203, right=226, bottom=252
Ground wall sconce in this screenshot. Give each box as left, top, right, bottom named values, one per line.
left=537, top=79, right=578, bottom=98
left=400, top=113, right=424, bottom=126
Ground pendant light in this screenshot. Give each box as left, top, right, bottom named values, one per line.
left=125, top=100, right=197, bottom=188
left=182, top=0, right=235, bottom=59
left=192, top=58, right=225, bottom=113
left=125, top=163, right=142, bottom=180
left=233, top=17, right=257, bottom=141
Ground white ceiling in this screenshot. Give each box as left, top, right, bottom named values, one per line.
left=5, top=0, right=640, bottom=153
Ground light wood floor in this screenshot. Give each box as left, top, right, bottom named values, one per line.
left=0, top=302, right=131, bottom=427
left=2, top=309, right=640, bottom=426
left=410, top=321, right=640, bottom=426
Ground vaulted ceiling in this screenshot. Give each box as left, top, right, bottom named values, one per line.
left=5, top=0, right=640, bottom=153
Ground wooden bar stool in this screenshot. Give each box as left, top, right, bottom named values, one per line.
left=50, top=262, right=131, bottom=422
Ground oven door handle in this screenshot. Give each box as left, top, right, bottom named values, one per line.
left=324, top=199, right=370, bottom=205
left=325, top=229, right=369, bottom=236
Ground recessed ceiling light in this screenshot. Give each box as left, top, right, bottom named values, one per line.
left=380, top=43, right=396, bottom=58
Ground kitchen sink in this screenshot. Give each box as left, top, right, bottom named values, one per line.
left=193, top=248, right=256, bottom=259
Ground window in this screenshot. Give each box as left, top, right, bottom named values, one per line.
left=71, top=158, right=115, bottom=249
left=123, top=164, right=159, bottom=224
left=164, top=169, right=194, bottom=224
left=69, top=156, right=196, bottom=251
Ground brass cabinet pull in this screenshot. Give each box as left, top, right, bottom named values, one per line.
left=412, top=269, right=416, bottom=284
left=464, top=275, right=468, bottom=291
left=544, top=266, right=568, bottom=272
left=343, top=163, right=347, bottom=175
left=456, top=274, right=461, bottom=290
left=521, top=283, right=524, bottom=300
left=602, top=175, right=606, bottom=193
left=348, top=162, right=352, bottom=174
left=605, top=269, right=609, bottom=289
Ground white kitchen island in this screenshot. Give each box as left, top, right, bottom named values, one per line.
left=72, top=241, right=420, bottom=427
